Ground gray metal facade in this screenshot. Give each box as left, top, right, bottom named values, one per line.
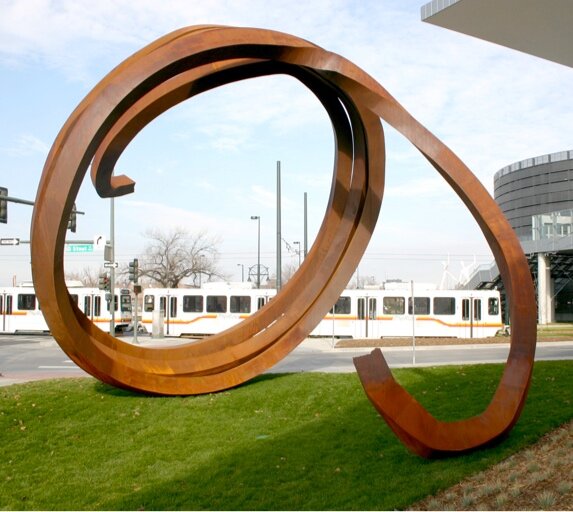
left=494, top=151, right=573, bottom=240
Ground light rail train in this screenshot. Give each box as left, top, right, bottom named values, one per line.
left=0, top=282, right=504, bottom=339
left=141, top=283, right=504, bottom=339
left=0, top=284, right=132, bottom=334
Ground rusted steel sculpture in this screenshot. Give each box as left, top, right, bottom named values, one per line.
left=31, top=26, right=536, bottom=457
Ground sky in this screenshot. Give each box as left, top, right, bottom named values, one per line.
left=1, top=0, right=572, bottom=288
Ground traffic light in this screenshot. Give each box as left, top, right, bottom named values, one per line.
left=128, top=258, right=139, bottom=283
left=98, top=273, right=110, bottom=291
left=68, top=203, right=77, bottom=232
left=0, top=187, right=7, bottom=224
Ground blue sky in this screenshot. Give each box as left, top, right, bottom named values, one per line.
left=1, top=0, right=572, bottom=287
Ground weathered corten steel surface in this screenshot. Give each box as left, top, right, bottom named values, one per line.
left=31, top=25, right=536, bottom=457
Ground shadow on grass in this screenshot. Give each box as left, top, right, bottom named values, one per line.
left=97, top=362, right=572, bottom=511
left=92, top=372, right=292, bottom=399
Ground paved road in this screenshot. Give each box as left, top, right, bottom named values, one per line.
left=1, top=334, right=572, bottom=386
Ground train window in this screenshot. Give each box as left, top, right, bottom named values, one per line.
left=6, top=295, right=12, bottom=314
left=383, top=297, right=405, bottom=315
left=474, top=299, right=482, bottom=321
left=94, top=296, right=101, bottom=317
left=144, top=295, right=155, bottom=312
left=488, top=297, right=499, bottom=315
left=207, top=295, right=227, bottom=313
left=368, top=298, right=377, bottom=319
left=333, top=296, right=351, bottom=314
left=230, top=296, right=251, bottom=314
left=17, top=294, right=36, bottom=311
left=408, top=297, right=430, bottom=315
left=257, top=297, right=266, bottom=310
left=462, top=299, right=470, bottom=321
left=0, top=296, right=2, bottom=314
left=84, top=296, right=91, bottom=316
left=357, top=298, right=365, bottom=320
left=183, top=295, right=203, bottom=313
left=434, top=297, right=455, bottom=315
left=170, top=297, right=177, bottom=318
left=121, top=295, right=132, bottom=312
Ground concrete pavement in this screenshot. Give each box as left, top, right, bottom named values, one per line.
left=1, top=335, right=572, bottom=387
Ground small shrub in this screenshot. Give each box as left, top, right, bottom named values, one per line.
left=479, top=483, right=498, bottom=497
left=527, top=462, right=540, bottom=473
left=509, top=486, right=522, bottom=498
left=536, top=491, right=557, bottom=508
left=495, top=493, right=508, bottom=509
left=461, top=493, right=476, bottom=508
left=426, top=498, right=441, bottom=510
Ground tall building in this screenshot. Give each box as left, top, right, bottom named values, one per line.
left=494, top=151, right=573, bottom=241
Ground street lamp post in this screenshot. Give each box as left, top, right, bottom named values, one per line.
left=293, top=241, right=301, bottom=268
left=237, top=263, right=244, bottom=282
left=250, top=215, right=261, bottom=288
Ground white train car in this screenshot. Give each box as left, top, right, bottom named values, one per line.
left=311, top=288, right=503, bottom=339
left=141, top=283, right=503, bottom=339
left=141, top=283, right=274, bottom=336
left=0, top=284, right=133, bottom=334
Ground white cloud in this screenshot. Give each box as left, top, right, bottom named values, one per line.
left=0, top=133, right=49, bottom=156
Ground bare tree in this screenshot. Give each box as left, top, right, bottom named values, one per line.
left=65, top=267, right=102, bottom=287
left=138, top=227, right=223, bottom=288
left=281, top=262, right=298, bottom=284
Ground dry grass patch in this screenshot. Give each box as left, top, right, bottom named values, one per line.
left=411, top=420, right=573, bottom=510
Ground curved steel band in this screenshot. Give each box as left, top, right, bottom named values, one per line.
left=30, top=26, right=537, bottom=457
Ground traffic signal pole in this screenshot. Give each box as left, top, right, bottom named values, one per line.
left=109, top=195, right=115, bottom=335
left=0, top=188, right=84, bottom=226
left=128, top=258, right=139, bottom=344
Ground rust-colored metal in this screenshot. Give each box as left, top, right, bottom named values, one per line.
left=30, top=26, right=536, bottom=457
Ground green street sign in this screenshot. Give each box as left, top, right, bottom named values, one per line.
left=66, top=244, right=94, bottom=253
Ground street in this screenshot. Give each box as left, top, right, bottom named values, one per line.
left=1, top=334, right=572, bottom=387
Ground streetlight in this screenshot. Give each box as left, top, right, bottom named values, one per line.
left=293, top=241, right=301, bottom=268
left=237, top=263, right=245, bottom=282
left=250, top=215, right=261, bottom=288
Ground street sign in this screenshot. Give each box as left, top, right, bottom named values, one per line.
left=0, top=237, right=20, bottom=246
left=66, top=243, right=93, bottom=253
left=93, top=235, right=106, bottom=251
left=104, top=262, right=119, bottom=268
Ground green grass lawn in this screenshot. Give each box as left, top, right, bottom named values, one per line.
left=1, top=360, right=572, bottom=510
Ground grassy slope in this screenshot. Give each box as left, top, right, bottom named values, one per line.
left=1, top=360, right=572, bottom=510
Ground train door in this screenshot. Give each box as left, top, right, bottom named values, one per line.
left=461, top=297, right=483, bottom=338
left=1, top=293, right=12, bottom=332
left=83, top=294, right=94, bottom=322
left=356, top=296, right=378, bottom=338
left=159, top=295, right=178, bottom=335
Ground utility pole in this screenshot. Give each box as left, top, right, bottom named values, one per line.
left=276, top=161, right=282, bottom=291
left=304, top=192, right=308, bottom=258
